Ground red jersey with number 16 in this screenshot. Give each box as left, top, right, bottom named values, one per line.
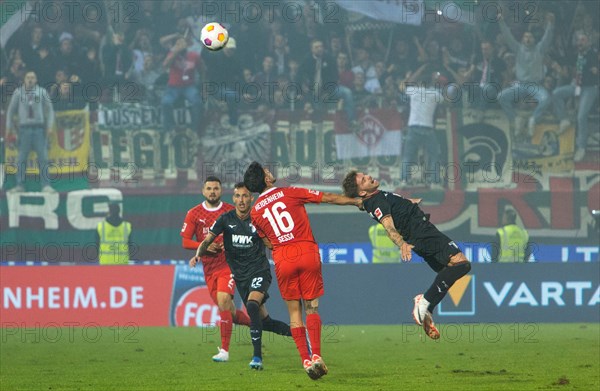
left=181, top=201, right=234, bottom=276
left=251, top=187, right=323, bottom=249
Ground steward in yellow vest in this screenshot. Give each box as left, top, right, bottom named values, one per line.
left=492, top=209, right=530, bottom=263
left=96, top=203, right=132, bottom=265
left=369, top=224, right=400, bottom=263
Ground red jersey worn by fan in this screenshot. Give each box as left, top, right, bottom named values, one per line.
left=251, top=187, right=324, bottom=300
left=181, top=201, right=234, bottom=299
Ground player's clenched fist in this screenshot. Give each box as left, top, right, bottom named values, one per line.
left=189, top=256, right=200, bottom=268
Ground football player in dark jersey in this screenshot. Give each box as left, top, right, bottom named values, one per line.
left=342, top=171, right=471, bottom=340
left=191, top=183, right=291, bottom=370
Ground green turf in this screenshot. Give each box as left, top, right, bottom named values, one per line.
left=1, top=323, right=598, bottom=390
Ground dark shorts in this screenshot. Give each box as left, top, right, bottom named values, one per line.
left=236, top=269, right=272, bottom=305
left=409, top=213, right=461, bottom=272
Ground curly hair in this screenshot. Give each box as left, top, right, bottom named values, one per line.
left=243, top=161, right=266, bottom=193
left=342, top=170, right=359, bottom=198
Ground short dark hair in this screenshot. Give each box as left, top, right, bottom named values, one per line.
left=342, top=170, right=359, bottom=198
left=244, top=162, right=266, bottom=193
left=504, top=209, right=517, bottom=224
left=234, top=182, right=247, bottom=190
left=204, top=176, right=221, bottom=184
left=108, top=202, right=120, bottom=215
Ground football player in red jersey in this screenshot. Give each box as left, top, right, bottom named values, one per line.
left=181, top=176, right=250, bottom=362
left=243, top=162, right=362, bottom=380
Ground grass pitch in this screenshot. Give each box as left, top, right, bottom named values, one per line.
left=1, top=323, right=598, bottom=390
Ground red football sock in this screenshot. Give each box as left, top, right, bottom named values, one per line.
left=306, top=314, right=322, bottom=356
left=219, top=311, right=233, bottom=351
left=233, top=310, right=251, bottom=326
left=291, top=327, right=311, bottom=362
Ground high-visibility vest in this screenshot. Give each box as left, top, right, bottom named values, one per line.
left=97, top=220, right=131, bottom=265
left=497, top=224, right=529, bottom=263
left=369, top=224, right=400, bottom=263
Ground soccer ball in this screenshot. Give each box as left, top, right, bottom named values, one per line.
left=200, top=22, right=229, bottom=51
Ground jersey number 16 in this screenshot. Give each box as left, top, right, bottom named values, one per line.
left=262, top=201, right=295, bottom=237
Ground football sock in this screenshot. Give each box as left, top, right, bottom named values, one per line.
left=262, top=315, right=292, bottom=336
left=246, top=300, right=263, bottom=359
left=233, top=310, right=251, bottom=326
left=219, top=311, right=233, bottom=351
left=424, top=262, right=471, bottom=312
left=305, top=314, right=322, bottom=356
left=291, top=327, right=311, bottom=362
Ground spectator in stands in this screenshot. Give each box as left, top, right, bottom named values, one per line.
left=446, top=37, right=471, bottom=70
left=352, top=71, right=369, bottom=105
left=552, top=33, right=599, bottom=162
left=6, top=71, right=56, bottom=193
left=365, top=61, right=384, bottom=94
left=102, top=30, right=133, bottom=102
left=203, top=37, right=245, bottom=126
left=352, top=48, right=379, bottom=91
left=414, top=37, right=441, bottom=68
left=48, top=69, right=69, bottom=99
left=388, top=37, right=417, bottom=80
left=497, top=12, right=555, bottom=137
left=288, top=59, right=301, bottom=84
left=415, top=37, right=455, bottom=87
left=501, top=52, right=517, bottom=88
left=72, top=3, right=105, bottom=49
left=161, top=31, right=201, bottom=133
left=52, top=79, right=86, bottom=111
left=300, top=39, right=356, bottom=126
left=272, top=79, right=288, bottom=110
left=337, top=52, right=354, bottom=89
left=254, top=56, right=277, bottom=87
left=491, top=209, right=531, bottom=263
left=286, top=59, right=301, bottom=106
left=329, top=35, right=344, bottom=61
left=129, top=29, right=154, bottom=74
left=573, top=13, right=600, bottom=49
left=3, top=50, right=27, bottom=90
left=399, top=64, right=447, bottom=190
left=159, top=18, right=190, bottom=51
left=78, top=46, right=102, bottom=87
left=130, top=54, right=163, bottom=105
left=271, top=33, right=291, bottom=76
left=236, top=18, right=268, bottom=71
left=381, top=75, right=400, bottom=109
left=54, top=33, right=82, bottom=80
left=21, top=26, right=45, bottom=69
left=493, top=31, right=511, bottom=65
left=463, top=40, right=506, bottom=120
left=30, top=44, right=56, bottom=89
left=243, top=68, right=255, bottom=84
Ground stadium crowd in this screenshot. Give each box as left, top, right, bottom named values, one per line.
left=1, top=0, right=598, bottom=156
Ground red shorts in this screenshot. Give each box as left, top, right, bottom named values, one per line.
left=273, top=242, right=324, bottom=301
left=205, top=267, right=235, bottom=304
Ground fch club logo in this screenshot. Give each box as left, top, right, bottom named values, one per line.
left=174, top=286, right=219, bottom=327
left=437, top=275, right=476, bottom=316
left=170, top=265, right=219, bottom=326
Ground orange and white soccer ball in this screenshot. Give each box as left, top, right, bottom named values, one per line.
left=200, top=22, right=229, bottom=51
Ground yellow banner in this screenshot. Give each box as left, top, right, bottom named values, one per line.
left=5, top=109, right=90, bottom=174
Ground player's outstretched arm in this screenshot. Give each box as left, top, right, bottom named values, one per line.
left=191, top=233, right=223, bottom=267
left=380, top=216, right=414, bottom=262
left=321, top=192, right=363, bottom=209
left=197, top=232, right=220, bottom=257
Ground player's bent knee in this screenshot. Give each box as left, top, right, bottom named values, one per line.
left=246, top=299, right=260, bottom=316
left=304, top=299, right=319, bottom=315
